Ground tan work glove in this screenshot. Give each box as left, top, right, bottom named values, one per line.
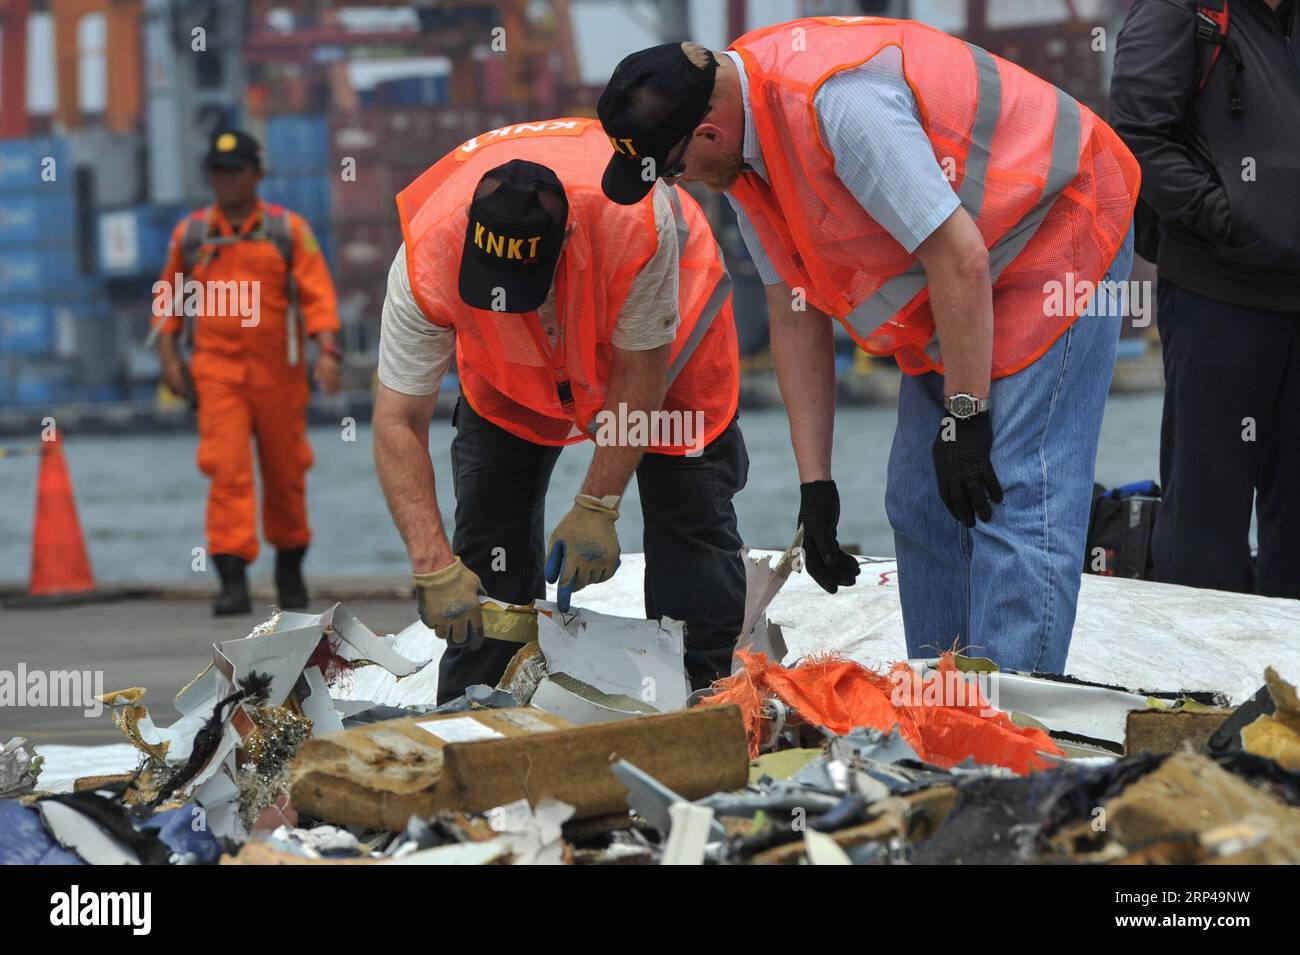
left=545, top=494, right=621, bottom=611
left=413, top=557, right=484, bottom=649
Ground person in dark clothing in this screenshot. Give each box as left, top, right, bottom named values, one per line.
left=1111, top=0, right=1300, bottom=597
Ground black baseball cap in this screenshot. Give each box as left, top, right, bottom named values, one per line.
left=458, top=160, right=568, bottom=314
left=205, top=129, right=263, bottom=170
left=598, top=42, right=717, bottom=205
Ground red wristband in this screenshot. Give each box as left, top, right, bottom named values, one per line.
left=320, top=343, right=343, bottom=360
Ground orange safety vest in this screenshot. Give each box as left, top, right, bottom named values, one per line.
left=728, top=16, right=1141, bottom=378
left=396, top=118, right=738, bottom=453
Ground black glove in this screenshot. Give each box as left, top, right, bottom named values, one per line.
left=932, top=411, right=1004, bottom=527
left=797, top=480, right=860, bottom=594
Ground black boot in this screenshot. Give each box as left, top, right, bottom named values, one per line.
left=275, top=546, right=309, bottom=610
left=212, top=554, right=251, bottom=616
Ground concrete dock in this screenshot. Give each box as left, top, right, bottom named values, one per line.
left=1, top=589, right=418, bottom=746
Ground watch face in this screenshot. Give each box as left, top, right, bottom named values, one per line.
left=949, top=394, right=976, bottom=418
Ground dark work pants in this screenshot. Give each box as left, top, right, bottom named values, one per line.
left=1151, top=280, right=1300, bottom=597
left=436, top=397, right=750, bottom=704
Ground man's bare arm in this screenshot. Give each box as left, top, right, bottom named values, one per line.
left=372, top=383, right=453, bottom=574
left=767, top=281, right=837, bottom=482
left=914, top=206, right=994, bottom=398
left=581, top=342, right=672, bottom=497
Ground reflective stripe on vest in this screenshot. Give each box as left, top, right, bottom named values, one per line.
left=579, top=187, right=734, bottom=437
left=663, top=185, right=733, bottom=388
left=843, top=44, right=1081, bottom=343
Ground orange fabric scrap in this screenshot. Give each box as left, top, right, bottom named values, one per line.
left=704, top=650, right=1063, bottom=775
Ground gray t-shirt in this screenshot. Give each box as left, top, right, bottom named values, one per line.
left=378, top=182, right=681, bottom=397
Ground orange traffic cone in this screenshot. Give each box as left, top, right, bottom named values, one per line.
left=29, top=434, right=95, bottom=596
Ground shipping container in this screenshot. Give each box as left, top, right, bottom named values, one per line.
left=361, top=74, right=451, bottom=109
left=0, top=302, right=57, bottom=356
left=477, top=54, right=508, bottom=110
left=266, top=113, right=332, bottom=173
left=0, top=292, right=108, bottom=358
left=330, top=164, right=421, bottom=224
left=0, top=358, right=79, bottom=406
left=79, top=384, right=128, bottom=403
left=97, top=204, right=184, bottom=278
left=0, top=137, right=73, bottom=193
left=261, top=174, right=332, bottom=228
left=0, top=193, right=79, bottom=247
left=332, top=219, right=404, bottom=282
left=329, top=105, right=536, bottom=168
left=0, top=241, right=99, bottom=297
left=0, top=248, right=56, bottom=297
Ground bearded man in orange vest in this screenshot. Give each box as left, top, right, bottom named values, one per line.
left=599, top=18, right=1140, bottom=674
left=372, top=118, right=746, bottom=704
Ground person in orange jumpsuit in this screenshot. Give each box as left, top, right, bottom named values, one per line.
left=153, top=129, right=342, bottom=615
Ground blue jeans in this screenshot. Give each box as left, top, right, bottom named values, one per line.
left=886, top=227, right=1134, bottom=673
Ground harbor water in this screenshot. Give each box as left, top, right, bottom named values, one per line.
left=0, top=395, right=1165, bottom=586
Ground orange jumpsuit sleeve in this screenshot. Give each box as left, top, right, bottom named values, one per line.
left=153, top=219, right=189, bottom=336
left=290, top=214, right=340, bottom=336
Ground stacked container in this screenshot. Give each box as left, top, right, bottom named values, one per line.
left=0, top=136, right=105, bottom=405
left=261, top=113, right=334, bottom=267
left=326, top=104, right=536, bottom=346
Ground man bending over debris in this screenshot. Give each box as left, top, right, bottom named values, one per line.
left=598, top=18, right=1140, bottom=673
left=373, top=118, right=746, bottom=704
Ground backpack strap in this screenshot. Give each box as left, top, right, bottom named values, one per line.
left=178, top=210, right=211, bottom=273
left=262, top=208, right=296, bottom=267
left=1194, top=0, right=1243, bottom=115
left=263, top=209, right=303, bottom=366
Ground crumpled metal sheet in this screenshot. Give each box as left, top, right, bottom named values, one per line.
left=611, top=759, right=726, bottom=841
left=497, top=641, right=547, bottom=706
left=0, top=737, right=43, bottom=797
left=93, top=604, right=431, bottom=825
left=102, top=604, right=430, bottom=763
left=939, top=666, right=1220, bottom=748
left=530, top=605, right=690, bottom=722
left=701, top=726, right=993, bottom=830
left=260, top=824, right=363, bottom=860
left=485, top=797, right=575, bottom=865
left=733, top=530, right=801, bottom=668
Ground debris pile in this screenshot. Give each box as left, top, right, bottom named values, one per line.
left=4, top=539, right=1300, bottom=865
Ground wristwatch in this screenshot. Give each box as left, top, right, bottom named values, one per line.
left=943, top=393, right=989, bottom=419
